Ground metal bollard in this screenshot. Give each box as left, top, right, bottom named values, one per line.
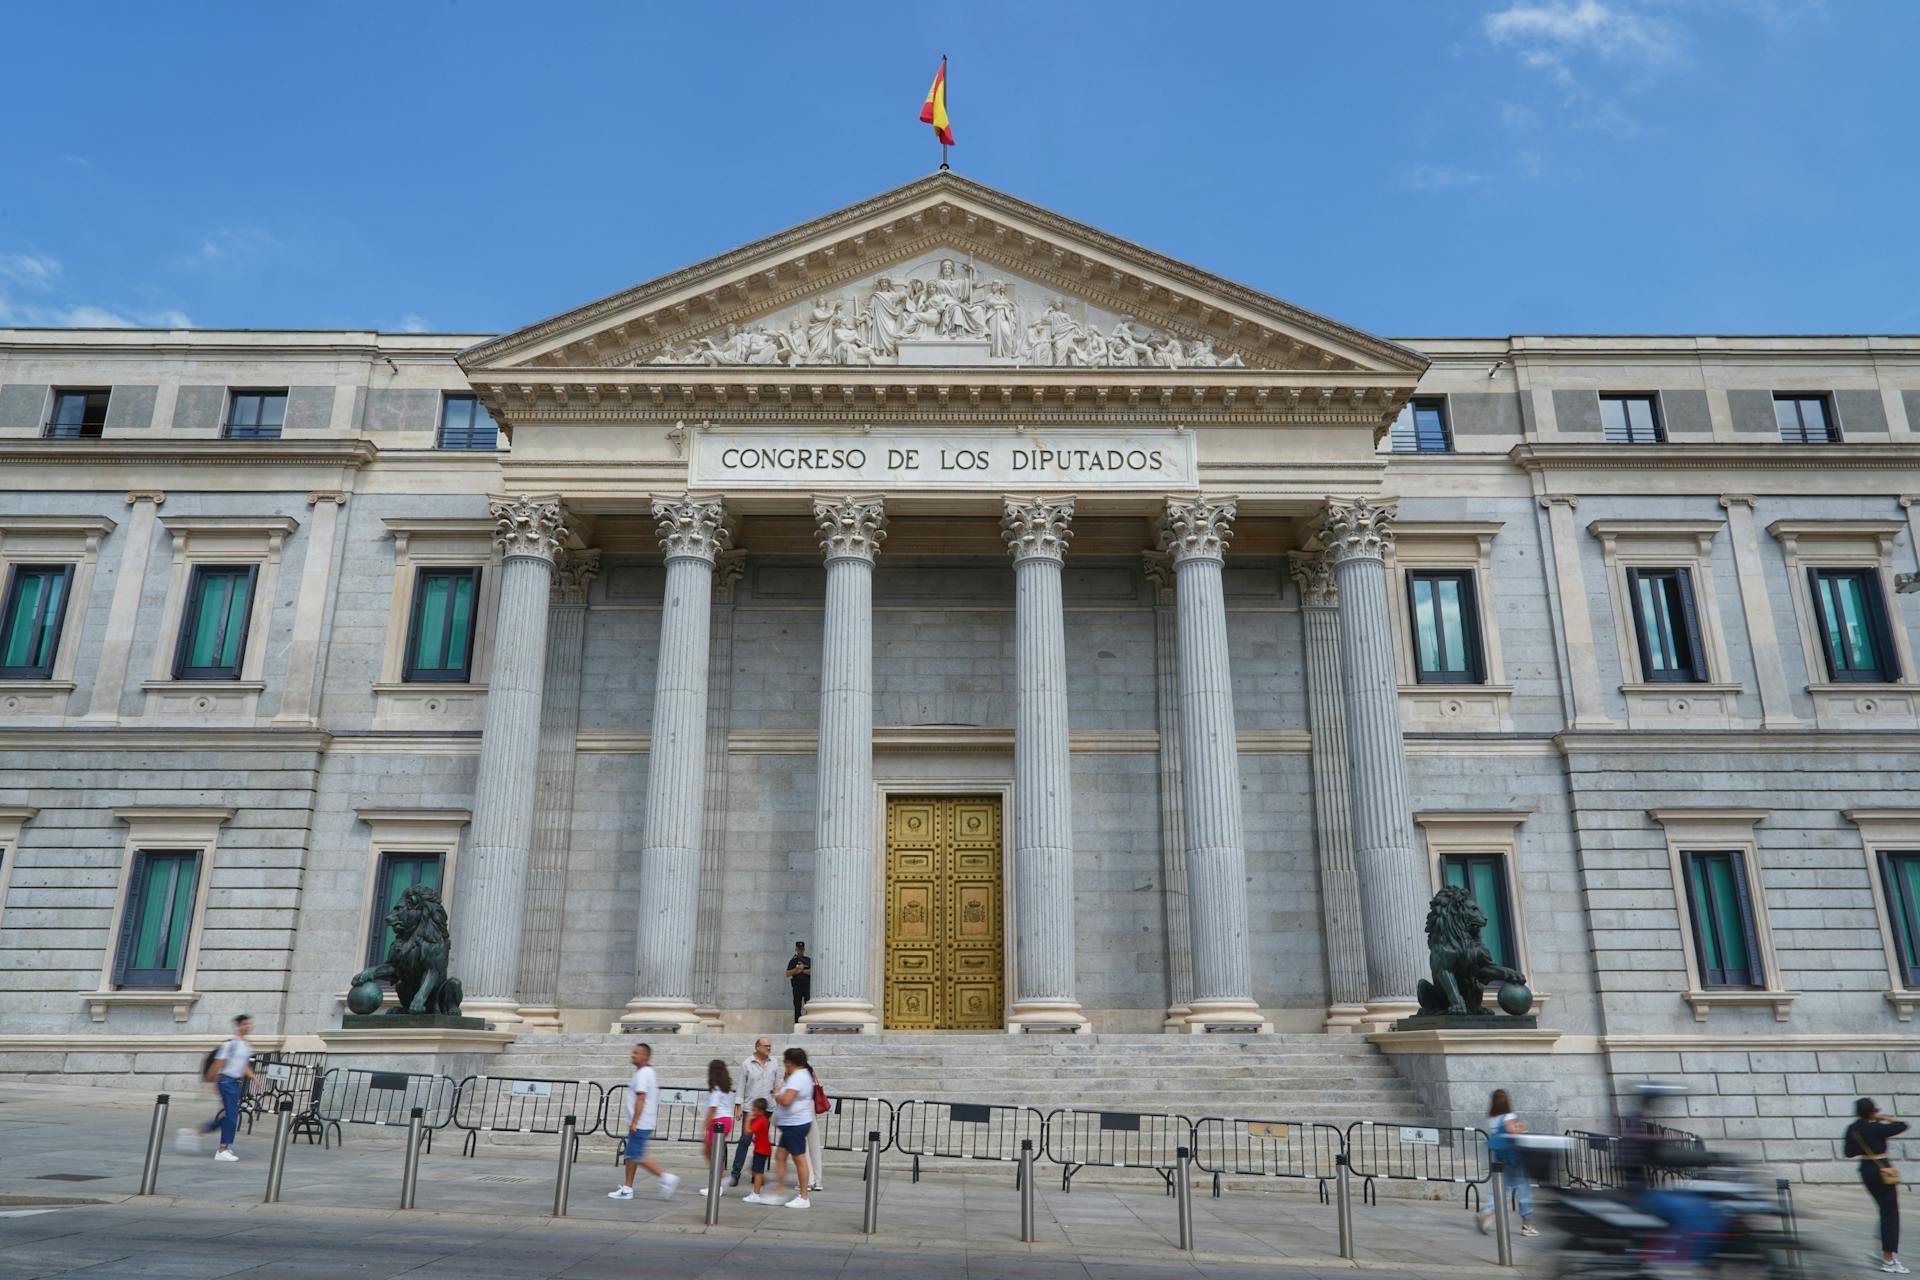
left=1334, top=1152, right=1355, bottom=1261
left=399, top=1107, right=424, bottom=1209
left=263, top=1099, right=294, bottom=1204
left=860, top=1130, right=881, bottom=1235
left=1018, top=1138, right=1036, bottom=1243
left=704, top=1124, right=726, bottom=1226
left=1490, top=1165, right=1514, bottom=1267
left=1775, top=1176, right=1797, bottom=1243
left=1175, top=1146, right=1195, bottom=1252
left=552, top=1115, right=577, bottom=1217
left=137, top=1093, right=171, bottom=1196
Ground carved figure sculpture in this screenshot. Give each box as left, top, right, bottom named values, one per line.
left=348, top=884, right=465, bottom=1017
left=1414, top=885, right=1527, bottom=1017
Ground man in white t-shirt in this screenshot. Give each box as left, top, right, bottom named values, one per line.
left=609, top=1042, right=679, bottom=1200
left=178, top=1013, right=258, bottom=1161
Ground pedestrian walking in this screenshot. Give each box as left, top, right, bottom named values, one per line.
left=805, top=1060, right=828, bottom=1192
left=698, top=1058, right=734, bottom=1199
left=785, top=941, right=811, bottom=1024
left=608, top=1042, right=679, bottom=1200
left=730, top=1036, right=781, bottom=1187
left=1477, top=1089, right=1538, bottom=1238
left=1846, top=1097, right=1910, bottom=1273
left=177, top=1014, right=258, bottom=1161
left=738, top=1100, right=778, bottom=1204
left=769, top=1046, right=816, bottom=1208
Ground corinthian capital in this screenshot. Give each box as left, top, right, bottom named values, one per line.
left=490, top=494, right=570, bottom=563
left=652, top=494, right=732, bottom=564
left=1158, top=496, right=1236, bottom=566
left=1287, top=551, right=1339, bottom=608
left=1316, top=498, right=1397, bottom=566
left=1002, top=495, right=1074, bottom=564
left=551, top=548, right=602, bottom=606
left=814, top=495, right=888, bottom=564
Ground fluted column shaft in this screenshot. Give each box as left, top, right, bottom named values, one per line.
left=1321, top=500, right=1427, bottom=1006
left=1146, top=553, right=1195, bottom=1027
left=1004, top=497, right=1087, bottom=1030
left=625, top=497, right=730, bottom=1029
left=456, top=495, right=569, bottom=1021
left=1161, top=498, right=1267, bottom=1029
left=803, top=497, right=885, bottom=1030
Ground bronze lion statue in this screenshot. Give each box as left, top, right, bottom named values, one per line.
left=1415, top=885, right=1526, bottom=1016
left=350, top=884, right=464, bottom=1016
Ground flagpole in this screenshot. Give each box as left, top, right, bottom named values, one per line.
left=940, top=54, right=950, bottom=170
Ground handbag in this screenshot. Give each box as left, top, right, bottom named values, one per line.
left=1858, top=1125, right=1902, bottom=1186
left=812, top=1078, right=831, bottom=1115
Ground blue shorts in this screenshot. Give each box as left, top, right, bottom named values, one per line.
left=623, top=1129, right=652, bottom=1162
left=777, top=1122, right=810, bottom=1155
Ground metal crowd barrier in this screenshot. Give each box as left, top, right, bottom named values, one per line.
left=892, top=1099, right=1047, bottom=1183
left=1190, top=1116, right=1346, bottom=1201
left=313, top=1068, right=459, bottom=1151
left=815, top=1095, right=896, bottom=1156
left=1344, top=1120, right=1490, bottom=1209
left=1560, top=1129, right=1622, bottom=1189
left=246, top=1053, right=323, bottom=1133
left=452, top=1075, right=607, bottom=1158
left=603, top=1084, right=709, bottom=1162
left=1042, top=1107, right=1194, bottom=1193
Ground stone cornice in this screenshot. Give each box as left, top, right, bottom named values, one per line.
left=0, top=728, right=331, bottom=751
left=1511, top=442, right=1920, bottom=472
left=0, top=438, right=378, bottom=468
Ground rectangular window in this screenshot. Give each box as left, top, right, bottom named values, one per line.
left=1389, top=397, right=1452, bottom=453
left=403, top=567, right=480, bottom=682
left=224, top=390, right=287, bottom=441
left=112, top=851, right=201, bottom=988
left=46, top=389, right=111, bottom=440
left=1774, top=394, right=1835, bottom=444
left=1441, top=853, right=1519, bottom=971
left=1808, top=568, right=1898, bottom=682
left=0, top=563, right=75, bottom=678
left=365, top=852, right=445, bottom=967
left=1682, top=850, right=1763, bottom=988
left=1627, top=567, right=1706, bottom=682
left=173, top=565, right=257, bottom=679
left=438, top=395, right=498, bottom=450
left=1600, top=394, right=1664, bottom=444
left=1881, top=852, right=1920, bottom=989
left=1407, top=569, right=1483, bottom=683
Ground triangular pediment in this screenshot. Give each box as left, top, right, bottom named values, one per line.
left=460, top=173, right=1427, bottom=379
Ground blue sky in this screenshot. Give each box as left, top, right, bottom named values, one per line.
left=1, top=1, right=1911, bottom=338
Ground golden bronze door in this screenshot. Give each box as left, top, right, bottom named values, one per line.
left=884, top=795, right=1004, bottom=1030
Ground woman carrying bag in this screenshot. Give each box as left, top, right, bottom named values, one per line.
left=1846, top=1097, right=1910, bottom=1273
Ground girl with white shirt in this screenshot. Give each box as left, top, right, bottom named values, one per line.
left=698, top=1059, right=735, bottom=1198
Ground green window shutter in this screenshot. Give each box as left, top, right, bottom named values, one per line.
left=1440, top=854, right=1516, bottom=971
left=368, top=852, right=446, bottom=966
left=0, top=565, right=74, bottom=677
left=404, top=568, right=480, bottom=682
left=1685, top=851, right=1760, bottom=988
left=1884, top=853, right=1920, bottom=988
left=176, top=566, right=255, bottom=678
left=117, top=852, right=200, bottom=988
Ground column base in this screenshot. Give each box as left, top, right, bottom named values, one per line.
left=1359, top=999, right=1419, bottom=1030
left=1006, top=1000, right=1090, bottom=1035
left=694, top=1006, right=727, bottom=1030
left=1183, top=999, right=1273, bottom=1034
left=798, top=998, right=879, bottom=1034
left=514, top=1005, right=563, bottom=1032
left=614, top=998, right=707, bottom=1034
left=459, top=997, right=525, bottom=1029
left=1323, top=1003, right=1371, bottom=1033
left=1162, top=1005, right=1193, bottom=1032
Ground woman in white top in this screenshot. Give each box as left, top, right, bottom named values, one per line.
left=698, top=1058, right=735, bottom=1198
left=769, top=1047, right=816, bottom=1209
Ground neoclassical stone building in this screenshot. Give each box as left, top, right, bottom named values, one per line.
left=2, top=175, right=1917, bottom=1155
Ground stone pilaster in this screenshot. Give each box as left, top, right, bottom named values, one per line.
left=693, top=549, right=745, bottom=1026
left=1288, top=552, right=1370, bottom=1030
left=1159, top=497, right=1269, bottom=1031
left=455, top=493, right=569, bottom=1026
left=1317, top=499, right=1424, bottom=1014
left=83, top=491, right=164, bottom=722
left=801, top=496, right=887, bottom=1033
left=622, top=495, right=731, bottom=1030
left=516, top=548, right=598, bottom=1029
left=1003, top=496, right=1090, bottom=1033
left=1145, top=551, right=1195, bottom=1029
left=271, top=491, right=346, bottom=725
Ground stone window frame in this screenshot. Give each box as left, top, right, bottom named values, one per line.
left=1587, top=520, right=1742, bottom=730
left=1648, top=808, right=1797, bottom=1023
left=87, top=806, right=234, bottom=1023
left=1766, top=519, right=1917, bottom=730
left=373, top=519, right=502, bottom=731
left=1844, top=809, right=1920, bottom=1022
left=342, top=809, right=469, bottom=1011
left=1414, top=810, right=1543, bottom=1011
left=0, top=806, right=35, bottom=936
left=141, top=516, right=296, bottom=722
left=1385, top=522, right=1513, bottom=733
left=0, top=515, right=115, bottom=722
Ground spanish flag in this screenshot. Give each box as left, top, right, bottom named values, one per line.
left=919, top=57, right=954, bottom=146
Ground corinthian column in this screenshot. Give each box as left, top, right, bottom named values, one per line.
left=1159, top=497, right=1270, bottom=1032
left=1003, top=496, right=1090, bottom=1033
left=455, top=494, right=569, bottom=1026
left=621, top=496, right=731, bottom=1031
left=1317, top=499, right=1425, bottom=1012
left=1288, top=553, right=1369, bottom=1030
left=800, top=496, right=886, bottom=1033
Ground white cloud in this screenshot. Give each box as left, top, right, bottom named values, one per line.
left=1400, top=164, right=1490, bottom=193
left=59, top=153, right=94, bottom=169
left=180, top=226, right=280, bottom=269
left=0, top=253, right=62, bottom=289
left=1484, top=0, right=1680, bottom=62
left=0, top=290, right=192, bottom=330
left=397, top=313, right=431, bottom=333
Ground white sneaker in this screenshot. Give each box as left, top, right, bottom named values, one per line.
left=1519, top=1224, right=1540, bottom=1238
left=1882, top=1262, right=1910, bottom=1275
left=698, top=1185, right=725, bottom=1198
left=607, top=1186, right=633, bottom=1200
left=658, top=1173, right=679, bottom=1200
left=213, top=1150, right=238, bottom=1162
left=784, top=1195, right=810, bottom=1209
left=176, top=1128, right=202, bottom=1154
left=810, top=1183, right=822, bottom=1191
left=1477, top=1211, right=1491, bottom=1235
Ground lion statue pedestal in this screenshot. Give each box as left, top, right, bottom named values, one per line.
left=1392, top=885, right=1538, bottom=1032
left=342, top=884, right=488, bottom=1031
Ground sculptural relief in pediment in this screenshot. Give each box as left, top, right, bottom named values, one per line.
left=638, top=250, right=1248, bottom=371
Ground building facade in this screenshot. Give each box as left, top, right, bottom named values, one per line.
left=2, top=175, right=1917, bottom=1160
